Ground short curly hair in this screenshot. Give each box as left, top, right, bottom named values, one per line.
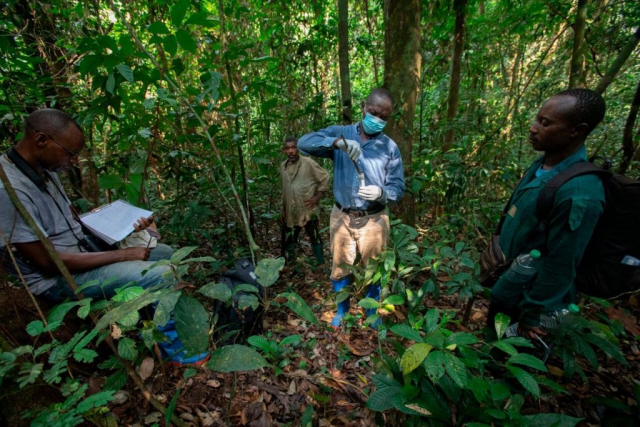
left=555, top=88, right=606, bottom=134
left=24, top=108, right=81, bottom=135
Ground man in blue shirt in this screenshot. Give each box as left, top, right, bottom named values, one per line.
left=298, top=88, right=405, bottom=328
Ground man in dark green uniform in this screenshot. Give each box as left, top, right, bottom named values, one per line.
left=488, top=88, right=606, bottom=340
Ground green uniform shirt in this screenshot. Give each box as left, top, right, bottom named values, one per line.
left=493, top=146, right=605, bottom=326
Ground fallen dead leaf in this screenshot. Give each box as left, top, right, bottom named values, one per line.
left=548, top=365, right=564, bottom=377
left=144, top=411, right=162, bottom=425
left=138, top=357, right=154, bottom=381
left=605, top=306, right=640, bottom=336
left=206, top=379, right=221, bottom=388
left=195, top=407, right=218, bottom=427
left=110, top=324, right=122, bottom=340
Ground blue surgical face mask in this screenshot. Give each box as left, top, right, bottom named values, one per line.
left=362, top=112, right=387, bottom=135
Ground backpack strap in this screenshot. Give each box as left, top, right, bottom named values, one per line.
left=535, top=162, right=611, bottom=229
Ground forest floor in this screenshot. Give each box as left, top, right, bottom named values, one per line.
left=1, top=239, right=639, bottom=426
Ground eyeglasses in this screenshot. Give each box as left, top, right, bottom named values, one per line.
left=35, top=130, right=82, bottom=158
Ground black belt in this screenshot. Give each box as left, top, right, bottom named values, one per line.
left=335, top=202, right=386, bottom=218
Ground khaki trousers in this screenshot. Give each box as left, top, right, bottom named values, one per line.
left=329, top=205, right=389, bottom=280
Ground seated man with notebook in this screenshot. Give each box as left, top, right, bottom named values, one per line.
left=0, top=109, right=175, bottom=302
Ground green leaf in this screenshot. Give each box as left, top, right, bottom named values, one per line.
left=199, top=282, right=232, bottom=302
left=423, top=350, right=446, bottom=382
left=26, top=320, right=44, bottom=336
left=390, top=324, right=423, bottom=342
left=279, top=292, right=319, bottom=325
left=357, top=298, right=380, bottom=309
left=47, top=301, right=80, bottom=325
left=171, top=0, right=190, bottom=27
left=401, top=343, right=432, bottom=375
left=523, top=414, right=582, bottom=427
left=507, top=365, right=540, bottom=398
left=77, top=390, right=116, bottom=413
left=445, top=332, right=479, bottom=347
left=176, top=29, right=197, bottom=53
left=255, top=257, right=285, bottom=287
left=98, top=174, right=124, bottom=190
left=166, top=386, right=181, bottom=427
left=424, top=308, right=440, bottom=333
left=153, top=291, right=181, bottom=327
left=115, top=64, right=133, bottom=82
left=207, top=345, right=269, bottom=372
left=118, top=338, right=137, bottom=361
left=174, top=295, right=210, bottom=355
left=232, top=284, right=260, bottom=294
left=112, top=286, right=144, bottom=302
left=382, top=294, right=405, bottom=305
left=182, top=256, right=216, bottom=263
left=103, top=369, right=127, bottom=391
left=148, top=22, right=170, bottom=35
left=507, top=353, right=548, bottom=372
left=77, top=300, right=91, bottom=320
left=170, top=246, right=197, bottom=263
left=73, top=348, right=98, bottom=363
left=106, top=73, right=116, bottom=94
left=75, top=279, right=101, bottom=295
left=18, top=363, right=43, bottom=388
left=494, top=312, right=510, bottom=339
left=444, top=352, right=468, bottom=387
left=383, top=250, right=396, bottom=272
left=367, top=386, right=403, bottom=412
left=247, top=335, right=272, bottom=353
left=494, top=340, right=518, bottom=356
left=279, top=335, right=301, bottom=348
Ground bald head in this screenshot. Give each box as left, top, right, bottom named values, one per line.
left=24, top=109, right=82, bottom=137
left=366, top=88, right=394, bottom=106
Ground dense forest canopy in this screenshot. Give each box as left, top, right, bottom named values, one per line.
left=0, top=0, right=639, bottom=425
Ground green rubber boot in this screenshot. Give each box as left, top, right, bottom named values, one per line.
left=311, top=243, right=325, bottom=264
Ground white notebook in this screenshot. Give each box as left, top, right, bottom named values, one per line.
left=79, top=200, right=153, bottom=245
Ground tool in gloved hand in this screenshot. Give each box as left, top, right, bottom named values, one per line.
left=340, top=135, right=365, bottom=187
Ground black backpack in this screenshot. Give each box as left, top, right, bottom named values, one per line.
left=214, top=258, right=265, bottom=343
left=537, top=162, right=640, bottom=299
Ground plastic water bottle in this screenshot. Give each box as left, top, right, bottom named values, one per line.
left=503, top=249, right=541, bottom=283
left=505, top=303, right=580, bottom=338
left=539, top=303, right=580, bottom=332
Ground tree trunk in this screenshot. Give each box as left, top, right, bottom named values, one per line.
left=338, top=0, right=352, bottom=124
left=569, top=0, right=589, bottom=88
left=383, top=0, right=421, bottom=226
left=443, top=0, right=467, bottom=152
left=595, top=27, right=640, bottom=94
left=618, top=81, right=640, bottom=175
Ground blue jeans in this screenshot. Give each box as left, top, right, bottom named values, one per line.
left=40, top=244, right=176, bottom=302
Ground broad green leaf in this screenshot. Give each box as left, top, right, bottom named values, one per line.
left=95, top=289, right=170, bottom=330
left=148, top=22, right=170, bottom=35
left=445, top=332, right=479, bottom=347
left=507, top=365, right=540, bottom=398
left=423, top=350, right=446, bottom=382
left=367, top=386, right=403, bottom=412
left=112, top=286, right=144, bottom=302
left=494, top=340, right=518, bottom=356
left=142, top=97, right=156, bottom=110
left=390, top=324, right=423, bottom=342
left=444, top=352, right=468, bottom=388
left=233, top=284, right=260, bottom=295
left=74, top=348, right=98, bottom=363
left=401, top=343, right=433, bottom=375
left=75, top=279, right=100, bottom=295
left=103, top=369, right=127, bottom=391
left=176, top=29, right=197, bottom=53
left=522, top=414, right=582, bottom=427
left=357, top=298, right=380, bottom=309
left=455, top=241, right=465, bottom=254
left=382, top=294, right=405, bottom=305
left=174, top=295, right=210, bottom=355
left=77, top=300, right=91, bottom=320
left=118, top=337, right=138, bottom=361
left=163, top=35, right=177, bottom=56
left=170, top=246, right=197, bottom=263
left=106, top=73, right=115, bottom=94
left=279, top=335, right=301, bottom=348
left=182, top=256, right=216, bottom=263
left=279, top=292, right=319, bottom=325
left=171, top=0, right=190, bottom=27
left=383, top=250, right=396, bottom=272
left=98, top=174, right=124, bottom=190
left=47, top=301, right=80, bottom=325
left=115, top=64, right=133, bottom=82
left=199, top=282, right=232, bottom=302
left=255, top=257, right=285, bottom=287
left=77, top=390, right=116, bottom=414
left=207, top=345, right=269, bottom=372
left=237, top=294, right=259, bottom=311
left=494, top=312, right=510, bottom=339
left=247, top=335, right=271, bottom=353
left=506, top=353, right=548, bottom=372
left=26, top=320, right=43, bottom=336
left=424, top=308, right=440, bottom=333
left=153, top=291, right=181, bottom=327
